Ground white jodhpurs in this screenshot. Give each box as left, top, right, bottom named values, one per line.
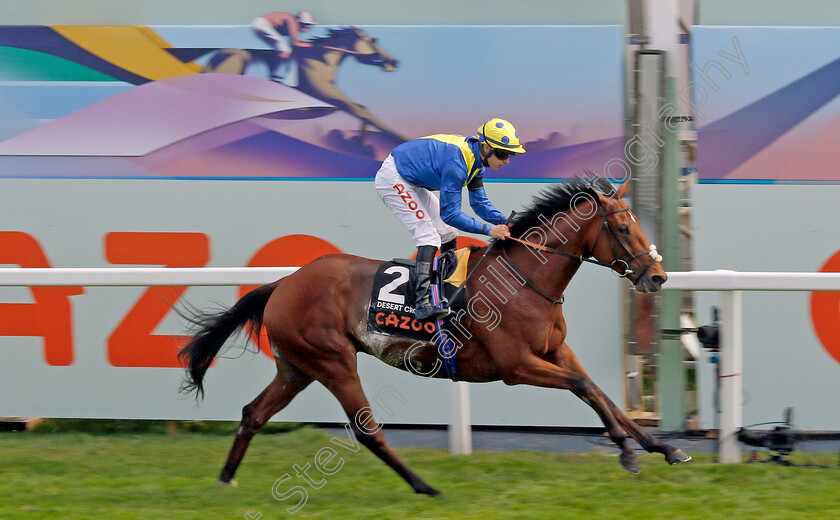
left=375, top=155, right=458, bottom=248
left=252, top=16, right=293, bottom=54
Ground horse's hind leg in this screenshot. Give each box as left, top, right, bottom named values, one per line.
left=324, top=373, right=440, bottom=496
left=218, top=357, right=312, bottom=485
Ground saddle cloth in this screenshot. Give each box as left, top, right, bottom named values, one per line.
left=366, top=248, right=470, bottom=341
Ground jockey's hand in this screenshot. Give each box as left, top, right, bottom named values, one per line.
left=489, top=224, right=511, bottom=240
left=279, top=50, right=292, bottom=59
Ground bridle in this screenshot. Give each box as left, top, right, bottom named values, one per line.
left=591, top=206, right=662, bottom=280
left=502, top=205, right=663, bottom=304
left=314, top=44, right=367, bottom=55
left=314, top=33, right=389, bottom=63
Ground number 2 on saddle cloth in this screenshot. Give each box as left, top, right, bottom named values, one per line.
left=366, top=249, right=469, bottom=380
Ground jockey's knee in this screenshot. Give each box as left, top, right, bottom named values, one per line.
left=439, top=229, right=458, bottom=245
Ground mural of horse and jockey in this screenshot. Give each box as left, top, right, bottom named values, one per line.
left=0, top=20, right=627, bottom=179
left=207, top=19, right=406, bottom=142
left=0, top=14, right=407, bottom=163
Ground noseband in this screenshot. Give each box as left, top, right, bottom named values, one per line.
left=595, top=207, right=662, bottom=280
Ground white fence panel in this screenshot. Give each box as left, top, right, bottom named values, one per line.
left=3, top=268, right=838, bottom=459
left=665, top=270, right=840, bottom=462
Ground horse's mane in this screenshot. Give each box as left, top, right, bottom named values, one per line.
left=309, top=27, right=359, bottom=45
left=506, top=176, right=614, bottom=240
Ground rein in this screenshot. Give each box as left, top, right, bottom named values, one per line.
left=442, top=205, right=662, bottom=309
left=442, top=210, right=516, bottom=307
left=501, top=246, right=564, bottom=305
left=506, top=236, right=614, bottom=271
left=313, top=44, right=367, bottom=55
left=501, top=206, right=662, bottom=304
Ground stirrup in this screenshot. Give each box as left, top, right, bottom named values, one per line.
left=415, top=304, right=452, bottom=321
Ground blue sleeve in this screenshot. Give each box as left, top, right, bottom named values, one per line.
left=439, top=173, right=490, bottom=235
left=468, top=186, right=506, bottom=225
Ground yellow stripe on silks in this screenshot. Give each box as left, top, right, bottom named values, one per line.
left=52, top=25, right=201, bottom=81
left=443, top=248, right=472, bottom=288
left=423, top=134, right=479, bottom=185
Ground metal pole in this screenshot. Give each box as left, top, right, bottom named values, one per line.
left=448, top=381, right=472, bottom=455
left=718, top=290, right=743, bottom=463
left=658, top=76, right=686, bottom=431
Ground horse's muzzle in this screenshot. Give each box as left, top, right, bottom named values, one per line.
left=635, top=272, right=667, bottom=293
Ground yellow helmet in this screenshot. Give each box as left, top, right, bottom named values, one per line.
left=476, top=118, right=526, bottom=154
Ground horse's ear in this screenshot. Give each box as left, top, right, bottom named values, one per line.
left=616, top=181, right=630, bottom=198
left=595, top=191, right=610, bottom=207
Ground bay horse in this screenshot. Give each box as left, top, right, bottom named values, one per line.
left=202, top=26, right=407, bottom=143
left=178, top=177, right=690, bottom=495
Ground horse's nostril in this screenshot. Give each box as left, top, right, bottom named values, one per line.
left=651, top=274, right=666, bottom=287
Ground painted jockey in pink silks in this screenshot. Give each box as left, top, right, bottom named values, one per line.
left=251, top=10, right=317, bottom=86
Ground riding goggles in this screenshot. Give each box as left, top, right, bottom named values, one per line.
left=492, top=148, right=514, bottom=160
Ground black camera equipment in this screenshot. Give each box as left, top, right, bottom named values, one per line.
left=697, top=307, right=720, bottom=352
left=697, top=309, right=811, bottom=468
left=737, top=407, right=797, bottom=465
left=696, top=307, right=725, bottom=461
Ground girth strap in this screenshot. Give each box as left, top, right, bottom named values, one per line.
left=431, top=254, right=460, bottom=381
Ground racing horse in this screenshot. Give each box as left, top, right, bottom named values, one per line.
left=202, top=26, right=407, bottom=143
left=178, top=177, right=691, bottom=495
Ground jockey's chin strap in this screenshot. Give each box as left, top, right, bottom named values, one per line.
left=503, top=206, right=663, bottom=303
left=478, top=144, right=492, bottom=168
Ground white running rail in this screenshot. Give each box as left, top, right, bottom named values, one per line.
left=2, top=267, right=839, bottom=460
left=664, top=270, right=840, bottom=463
left=0, top=266, right=469, bottom=455
left=0, top=267, right=299, bottom=286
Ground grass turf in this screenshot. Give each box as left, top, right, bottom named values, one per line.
left=1, top=427, right=839, bottom=519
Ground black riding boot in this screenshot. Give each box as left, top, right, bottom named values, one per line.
left=414, top=245, right=452, bottom=321
left=441, top=238, right=457, bottom=254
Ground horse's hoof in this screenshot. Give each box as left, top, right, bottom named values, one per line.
left=667, top=449, right=692, bottom=465
left=416, top=486, right=442, bottom=497
left=620, top=452, right=641, bottom=474
left=218, top=478, right=238, bottom=487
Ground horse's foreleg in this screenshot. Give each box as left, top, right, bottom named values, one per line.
left=552, top=345, right=691, bottom=467
left=503, top=355, right=640, bottom=473
left=603, top=395, right=692, bottom=465
left=218, top=361, right=312, bottom=485
left=324, top=374, right=441, bottom=496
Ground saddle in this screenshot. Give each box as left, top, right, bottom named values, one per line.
left=366, top=248, right=470, bottom=343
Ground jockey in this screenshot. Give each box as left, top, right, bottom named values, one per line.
left=375, top=118, right=526, bottom=320
left=251, top=10, right=317, bottom=85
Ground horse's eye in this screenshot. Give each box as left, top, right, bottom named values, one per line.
left=618, top=225, right=630, bottom=235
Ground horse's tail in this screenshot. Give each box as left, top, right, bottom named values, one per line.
left=178, top=282, right=278, bottom=399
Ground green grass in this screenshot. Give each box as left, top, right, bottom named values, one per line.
left=1, top=428, right=839, bottom=519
